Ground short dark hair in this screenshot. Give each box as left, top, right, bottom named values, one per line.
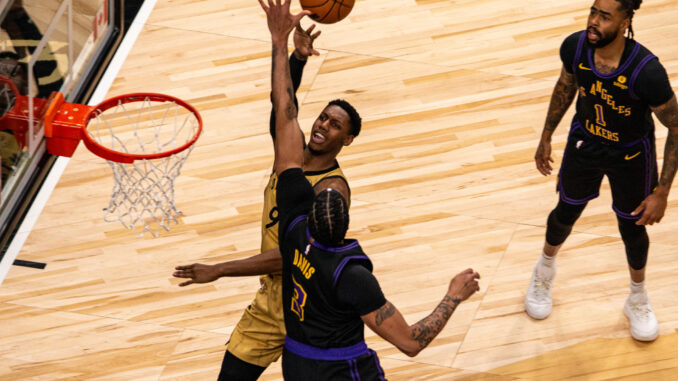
left=308, top=188, right=349, bottom=247
left=328, top=99, right=361, bottom=137
left=615, top=0, right=642, bottom=39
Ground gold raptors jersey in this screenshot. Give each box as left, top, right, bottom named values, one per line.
left=261, top=163, right=347, bottom=253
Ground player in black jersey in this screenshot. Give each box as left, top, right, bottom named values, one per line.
left=172, top=19, right=358, bottom=381
left=258, top=0, right=480, bottom=379
left=526, top=0, right=678, bottom=342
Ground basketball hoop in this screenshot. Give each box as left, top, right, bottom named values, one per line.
left=1, top=75, right=203, bottom=237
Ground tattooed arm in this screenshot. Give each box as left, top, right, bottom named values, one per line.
left=535, top=66, right=578, bottom=176
left=361, top=269, right=480, bottom=357
left=258, top=0, right=311, bottom=176
left=633, top=94, right=678, bottom=225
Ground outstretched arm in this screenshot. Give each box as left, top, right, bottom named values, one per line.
left=633, top=94, right=678, bottom=225
left=259, top=0, right=310, bottom=176
left=269, top=24, right=321, bottom=140
left=535, top=66, right=578, bottom=176
left=173, top=248, right=282, bottom=287
left=361, top=269, right=480, bottom=357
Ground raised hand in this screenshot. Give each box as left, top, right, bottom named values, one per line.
left=173, top=263, right=221, bottom=287
left=258, top=0, right=311, bottom=43
left=293, top=23, right=321, bottom=59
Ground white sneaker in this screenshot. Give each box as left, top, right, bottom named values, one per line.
left=624, top=292, right=659, bottom=341
left=525, top=261, right=555, bottom=320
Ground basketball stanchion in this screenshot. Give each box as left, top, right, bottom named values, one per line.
left=0, top=75, right=203, bottom=237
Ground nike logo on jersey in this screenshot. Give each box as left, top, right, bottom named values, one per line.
left=579, top=63, right=592, bottom=71
left=625, top=152, right=641, bottom=160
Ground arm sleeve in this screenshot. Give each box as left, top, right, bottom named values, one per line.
left=634, top=59, right=675, bottom=107
left=336, top=264, right=387, bottom=316
left=277, top=168, right=315, bottom=236
left=269, top=54, right=307, bottom=139
left=560, top=32, right=581, bottom=74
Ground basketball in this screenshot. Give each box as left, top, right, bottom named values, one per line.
left=300, top=0, right=354, bottom=24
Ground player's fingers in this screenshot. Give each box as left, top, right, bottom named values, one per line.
left=311, top=30, right=321, bottom=41
left=292, top=10, right=312, bottom=24
left=311, top=49, right=320, bottom=56
left=306, top=24, right=316, bottom=34
left=257, top=0, right=269, bottom=12
left=179, top=280, right=194, bottom=287
left=474, top=271, right=480, bottom=279
left=631, top=201, right=645, bottom=216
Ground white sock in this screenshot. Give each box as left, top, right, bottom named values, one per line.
left=630, top=280, right=645, bottom=294
left=540, top=251, right=555, bottom=268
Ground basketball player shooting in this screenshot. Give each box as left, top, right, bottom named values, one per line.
left=261, top=0, right=481, bottom=379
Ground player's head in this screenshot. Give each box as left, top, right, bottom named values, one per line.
left=308, top=99, right=361, bottom=157
left=307, top=187, right=350, bottom=247
left=0, top=51, right=28, bottom=95
left=587, top=0, right=641, bottom=47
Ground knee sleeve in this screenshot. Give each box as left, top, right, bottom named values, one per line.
left=545, top=201, right=585, bottom=246
left=218, top=351, right=266, bottom=381
left=617, top=218, right=649, bottom=270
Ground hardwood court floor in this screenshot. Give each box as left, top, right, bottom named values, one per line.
left=2, top=0, right=678, bottom=379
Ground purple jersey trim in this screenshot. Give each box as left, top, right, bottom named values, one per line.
left=332, top=255, right=371, bottom=287
left=306, top=226, right=361, bottom=252
left=572, top=31, right=587, bottom=73
left=588, top=41, right=640, bottom=79
left=284, top=336, right=368, bottom=361
left=629, top=54, right=657, bottom=100
left=286, top=215, right=307, bottom=236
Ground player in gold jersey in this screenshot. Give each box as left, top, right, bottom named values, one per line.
left=173, top=22, right=362, bottom=380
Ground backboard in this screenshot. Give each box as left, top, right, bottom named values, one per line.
left=0, top=0, right=121, bottom=248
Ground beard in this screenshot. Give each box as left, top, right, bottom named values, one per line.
left=586, top=26, right=619, bottom=49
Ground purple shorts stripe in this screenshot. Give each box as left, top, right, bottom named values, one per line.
left=284, top=336, right=368, bottom=361
left=369, top=349, right=387, bottom=381
left=349, top=358, right=361, bottom=381
left=642, top=136, right=652, bottom=197
left=613, top=204, right=641, bottom=220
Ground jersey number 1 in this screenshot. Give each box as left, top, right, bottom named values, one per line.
left=594, top=104, right=606, bottom=126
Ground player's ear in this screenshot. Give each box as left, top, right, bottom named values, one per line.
left=621, top=17, right=630, bottom=33
left=343, top=134, right=354, bottom=146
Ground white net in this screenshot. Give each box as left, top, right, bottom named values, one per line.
left=86, top=96, right=200, bottom=237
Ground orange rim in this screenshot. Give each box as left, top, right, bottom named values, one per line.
left=80, top=93, right=203, bottom=164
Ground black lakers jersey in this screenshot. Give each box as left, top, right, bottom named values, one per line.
left=569, top=31, right=659, bottom=146
left=280, top=215, right=372, bottom=349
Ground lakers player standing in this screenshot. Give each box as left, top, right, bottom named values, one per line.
left=526, top=0, right=678, bottom=341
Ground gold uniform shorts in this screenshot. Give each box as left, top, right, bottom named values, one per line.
left=227, top=274, right=286, bottom=367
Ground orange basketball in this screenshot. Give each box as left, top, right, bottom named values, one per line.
left=300, top=0, right=355, bottom=24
